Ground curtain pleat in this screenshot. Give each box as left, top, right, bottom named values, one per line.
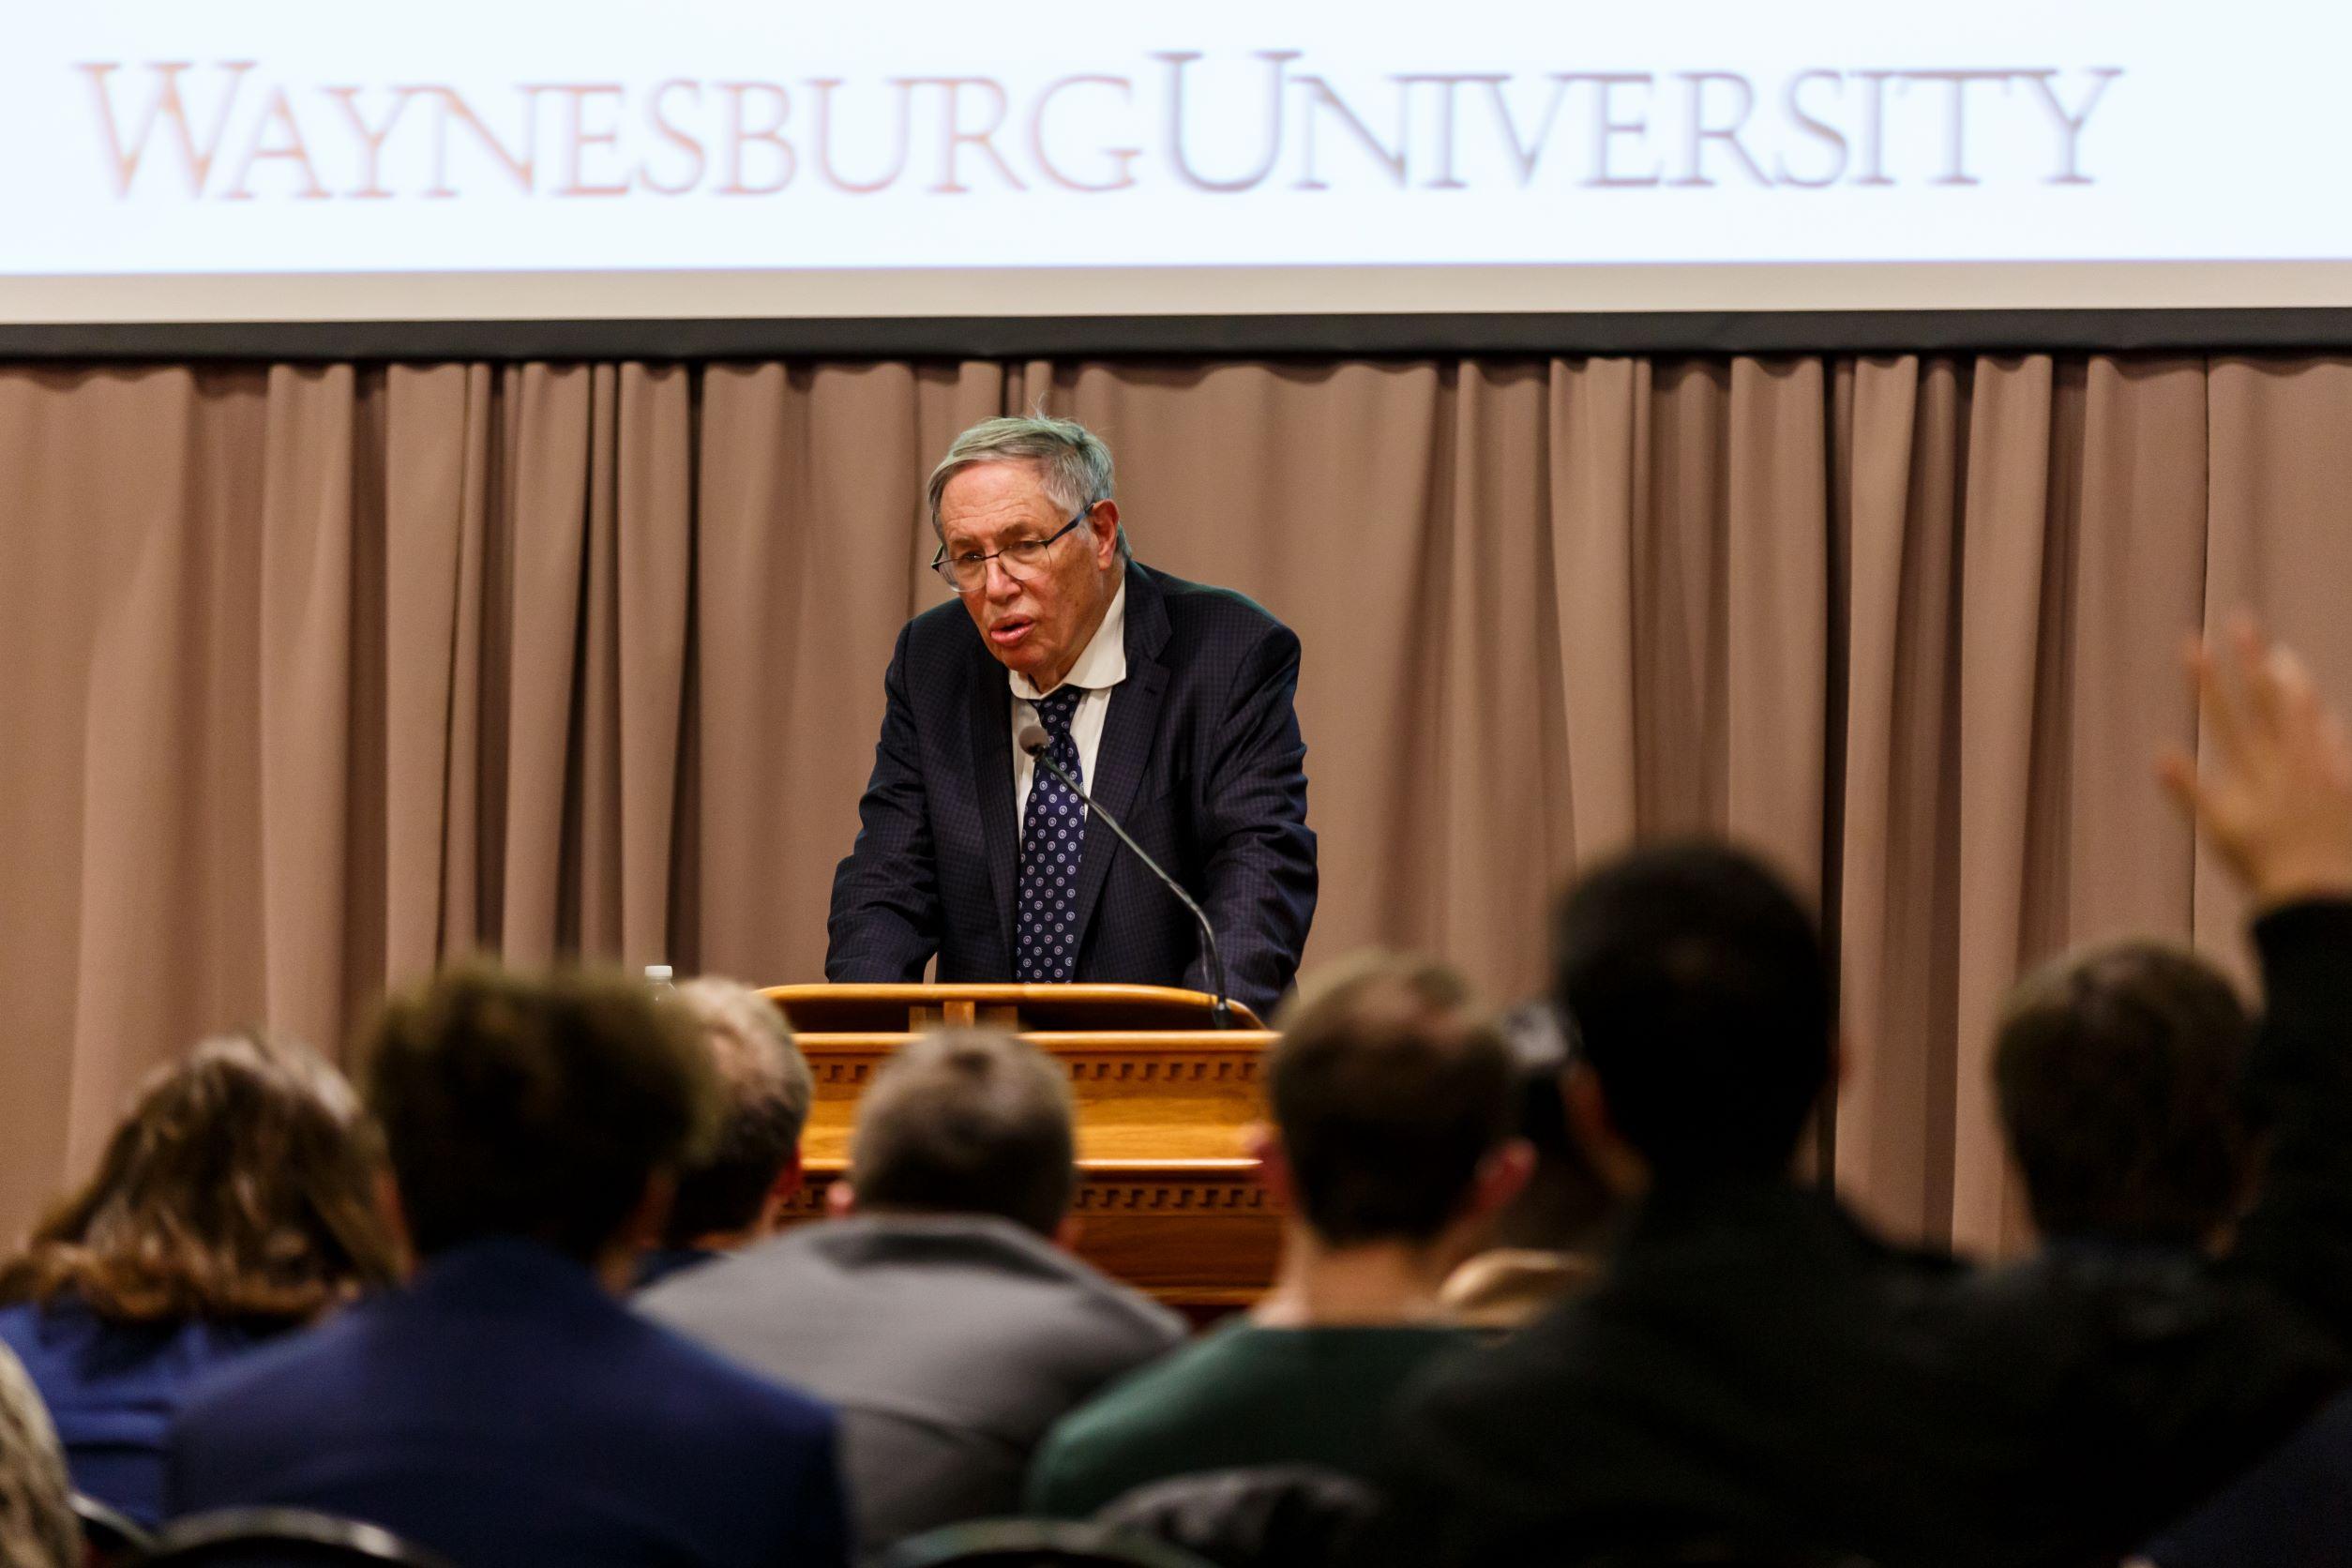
left=1545, top=358, right=1644, bottom=870
left=8, top=352, right=2352, bottom=1254
left=2198, top=359, right=2352, bottom=954
left=257, top=366, right=360, bottom=1054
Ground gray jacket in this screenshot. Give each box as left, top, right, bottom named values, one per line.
left=639, top=1214, right=1184, bottom=1556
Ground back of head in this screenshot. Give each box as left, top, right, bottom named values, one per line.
left=1555, top=841, right=1832, bottom=1183
left=364, top=965, right=720, bottom=1264
left=1269, top=954, right=1516, bottom=1247
left=849, top=1030, right=1077, bottom=1237
left=662, top=979, right=814, bottom=1246
left=0, top=1032, right=400, bottom=1324
left=1996, top=942, right=2254, bottom=1246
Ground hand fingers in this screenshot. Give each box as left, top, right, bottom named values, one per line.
left=2235, top=616, right=2286, bottom=745
left=2318, top=707, right=2352, bottom=787
left=2157, top=750, right=2207, bottom=829
left=2186, top=637, right=2249, bottom=768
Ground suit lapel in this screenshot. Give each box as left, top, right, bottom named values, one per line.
left=969, top=655, right=1018, bottom=962
left=1069, top=566, right=1171, bottom=959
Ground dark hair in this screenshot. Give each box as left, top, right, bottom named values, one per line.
left=849, top=1030, right=1076, bottom=1237
left=1995, top=942, right=2254, bottom=1246
left=0, top=1033, right=400, bottom=1324
left=364, top=965, right=720, bottom=1263
left=1555, top=841, right=1832, bottom=1181
left=1269, top=954, right=1516, bottom=1246
left=1486, top=1002, right=1614, bottom=1252
left=663, top=979, right=814, bottom=1245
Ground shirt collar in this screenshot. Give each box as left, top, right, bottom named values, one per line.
left=1008, top=576, right=1128, bottom=702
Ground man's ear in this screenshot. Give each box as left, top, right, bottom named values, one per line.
left=1563, top=1063, right=1649, bottom=1198
left=1470, top=1138, right=1537, bottom=1227
left=589, top=1171, right=676, bottom=1295
left=1051, top=1214, right=1085, bottom=1254
left=824, top=1178, right=856, bottom=1219
left=1244, top=1123, right=1293, bottom=1208
left=621, top=1169, right=676, bottom=1254
left=758, top=1150, right=807, bottom=1234
left=1088, top=499, right=1123, bottom=568
left=373, top=1168, right=418, bottom=1280
left=1433, top=1138, right=1537, bottom=1262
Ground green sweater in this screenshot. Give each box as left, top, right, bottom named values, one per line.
left=1025, top=1319, right=1475, bottom=1517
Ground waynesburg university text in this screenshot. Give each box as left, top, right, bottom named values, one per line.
left=76, top=54, right=2120, bottom=202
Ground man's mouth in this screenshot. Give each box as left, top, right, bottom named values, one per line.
left=989, top=616, right=1034, bottom=646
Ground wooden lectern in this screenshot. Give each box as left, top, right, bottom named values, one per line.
left=762, top=983, right=1280, bottom=1313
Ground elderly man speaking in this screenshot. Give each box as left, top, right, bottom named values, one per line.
left=826, top=415, right=1316, bottom=1020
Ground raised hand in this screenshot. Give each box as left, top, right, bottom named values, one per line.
left=2161, top=618, right=2352, bottom=910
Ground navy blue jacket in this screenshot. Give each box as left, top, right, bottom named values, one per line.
left=0, top=1299, right=269, bottom=1529
left=165, top=1240, right=850, bottom=1568
left=827, top=564, right=1317, bottom=1019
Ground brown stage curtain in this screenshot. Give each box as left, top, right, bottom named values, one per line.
left=1, top=354, right=2338, bottom=1254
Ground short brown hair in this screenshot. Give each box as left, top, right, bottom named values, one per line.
left=849, top=1030, right=1076, bottom=1237
left=364, top=965, right=721, bottom=1263
left=1270, top=953, right=1516, bottom=1246
left=0, top=1033, right=399, bottom=1324
left=663, top=980, right=815, bottom=1244
left=1995, top=942, right=2254, bottom=1246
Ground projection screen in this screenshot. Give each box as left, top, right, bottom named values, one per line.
left=2, top=0, right=2345, bottom=324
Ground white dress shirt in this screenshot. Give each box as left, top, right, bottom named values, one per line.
left=1010, top=580, right=1128, bottom=836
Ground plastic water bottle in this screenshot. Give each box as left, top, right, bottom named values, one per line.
left=645, top=963, right=677, bottom=998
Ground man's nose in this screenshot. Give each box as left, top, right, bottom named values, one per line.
left=984, top=556, right=1023, bottom=597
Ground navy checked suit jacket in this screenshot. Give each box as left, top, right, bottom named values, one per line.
left=165, top=1240, right=848, bottom=1568
left=826, top=563, right=1317, bottom=1019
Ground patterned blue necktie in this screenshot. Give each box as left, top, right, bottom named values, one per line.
left=1015, top=685, right=1088, bottom=983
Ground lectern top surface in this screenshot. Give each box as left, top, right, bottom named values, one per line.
left=761, top=982, right=1263, bottom=1034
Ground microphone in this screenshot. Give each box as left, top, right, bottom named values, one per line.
left=1018, top=721, right=1235, bottom=1030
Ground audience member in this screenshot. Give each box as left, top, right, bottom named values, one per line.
left=165, top=966, right=849, bottom=1568
left=1027, top=953, right=1526, bottom=1517
left=634, top=978, right=815, bottom=1290
left=1992, top=941, right=2346, bottom=1568
left=0, top=1342, right=77, bottom=1568
left=0, top=1033, right=399, bottom=1527
left=642, top=1029, right=1182, bottom=1557
left=1994, top=941, right=2254, bottom=1252
left=1378, top=626, right=2352, bottom=1568
left=1440, top=998, right=1613, bottom=1330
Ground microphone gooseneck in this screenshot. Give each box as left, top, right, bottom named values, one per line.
left=1018, top=724, right=1236, bottom=1029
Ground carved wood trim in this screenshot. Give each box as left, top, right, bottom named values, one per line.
left=783, top=1164, right=1274, bottom=1216
left=807, top=1052, right=1261, bottom=1092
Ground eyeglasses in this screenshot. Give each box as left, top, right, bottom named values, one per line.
left=931, top=507, right=1089, bottom=594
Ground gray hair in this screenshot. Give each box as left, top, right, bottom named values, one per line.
left=660, top=978, right=816, bottom=1244
left=673, top=978, right=814, bottom=1149
left=927, top=415, right=1131, bottom=563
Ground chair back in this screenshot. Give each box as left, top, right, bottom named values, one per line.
left=879, top=1517, right=1221, bottom=1568
left=70, top=1493, right=151, bottom=1567
left=136, top=1509, right=459, bottom=1568
left=1094, top=1465, right=1382, bottom=1568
